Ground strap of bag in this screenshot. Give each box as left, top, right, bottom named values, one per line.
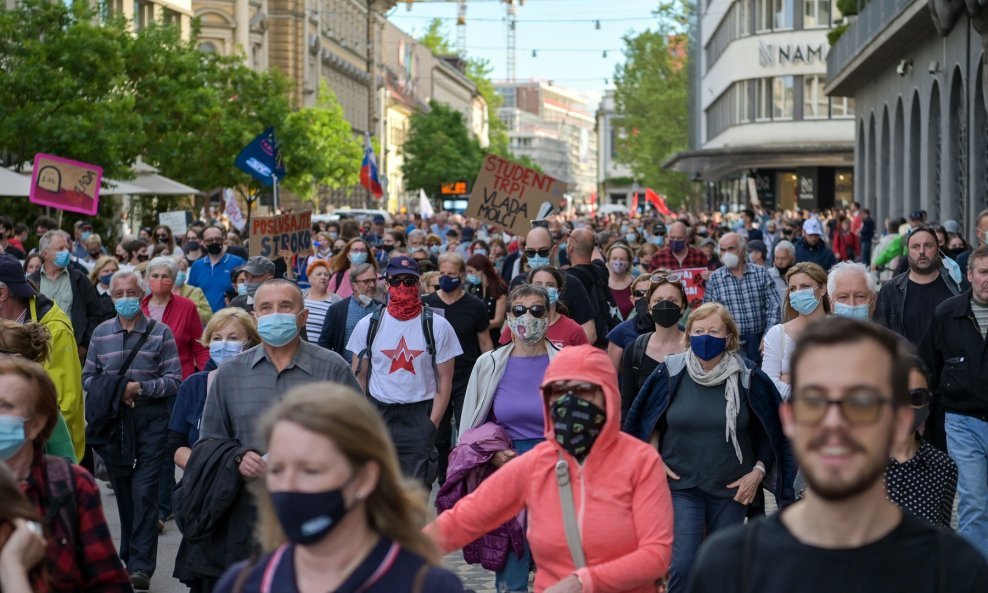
left=631, top=332, right=653, bottom=388
left=357, top=308, right=384, bottom=396
left=740, top=518, right=762, bottom=593
left=410, top=563, right=430, bottom=593
left=421, top=304, right=439, bottom=380
left=118, top=320, right=156, bottom=377
left=555, top=452, right=587, bottom=568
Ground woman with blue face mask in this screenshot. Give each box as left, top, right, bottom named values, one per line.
left=624, top=303, right=795, bottom=593
left=168, top=308, right=261, bottom=593
left=761, top=262, right=831, bottom=402
left=326, top=239, right=379, bottom=301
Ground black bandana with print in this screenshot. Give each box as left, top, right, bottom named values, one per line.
left=551, top=395, right=606, bottom=461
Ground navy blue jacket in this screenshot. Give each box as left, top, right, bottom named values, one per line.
left=793, top=238, right=838, bottom=271
left=623, top=352, right=796, bottom=506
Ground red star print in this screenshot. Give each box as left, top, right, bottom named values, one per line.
left=380, top=336, right=424, bottom=374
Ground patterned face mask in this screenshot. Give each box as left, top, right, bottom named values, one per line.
left=551, top=394, right=606, bottom=461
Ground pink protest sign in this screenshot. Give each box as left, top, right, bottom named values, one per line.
left=29, top=153, right=102, bottom=216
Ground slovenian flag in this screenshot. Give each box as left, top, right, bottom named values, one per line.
left=360, top=132, right=383, bottom=199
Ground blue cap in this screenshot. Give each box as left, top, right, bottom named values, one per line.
left=385, top=255, right=420, bottom=277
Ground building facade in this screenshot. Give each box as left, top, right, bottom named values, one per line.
left=495, top=81, right=597, bottom=200
left=826, top=0, right=988, bottom=241
left=193, top=0, right=269, bottom=70
left=596, top=89, right=635, bottom=205
left=667, top=0, right=855, bottom=212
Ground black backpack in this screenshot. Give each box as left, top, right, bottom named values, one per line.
left=568, top=263, right=621, bottom=347
left=356, top=305, right=438, bottom=396
left=628, top=331, right=654, bottom=393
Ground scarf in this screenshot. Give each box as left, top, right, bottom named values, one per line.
left=685, top=350, right=745, bottom=464
left=387, top=283, right=422, bottom=321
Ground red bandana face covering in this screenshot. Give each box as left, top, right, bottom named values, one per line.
left=387, top=283, right=422, bottom=321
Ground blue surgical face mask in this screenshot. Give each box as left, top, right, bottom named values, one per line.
left=53, top=249, right=71, bottom=268
left=429, top=245, right=441, bottom=255
left=257, top=312, right=300, bottom=347
left=625, top=233, right=637, bottom=243
left=528, top=255, right=550, bottom=269
left=348, top=251, right=368, bottom=265
left=941, top=253, right=962, bottom=284
left=690, top=334, right=728, bottom=361
left=237, top=283, right=248, bottom=296
left=833, top=301, right=870, bottom=321
left=0, top=415, right=27, bottom=461
left=473, top=248, right=488, bottom=257
left=466, top=273, right=482, bottom=286
left=114, top=296, right=141, bottom=319
left=545, top=286, right=559, bottom=305
left=652, top=235, right=665, bottom=247
left=175, top=271, right=187, bottom=287
left=81, top=231, right=92, bottom=242
left=209, top=340, right=245, bottom=365
left=789, top=288, right=821, bottom=316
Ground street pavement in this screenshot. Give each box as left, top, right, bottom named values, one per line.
left=98, top=480, right=498, bottom=593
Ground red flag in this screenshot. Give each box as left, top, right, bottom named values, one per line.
left=629, top=192, right=639, bottom=215
left=645, top=187, right=672, bottom=217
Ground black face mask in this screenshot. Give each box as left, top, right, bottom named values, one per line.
left=205, top=242, right=223, bottom=255
left=651, top=301, right=682, bottom=328
left=551, top=395, right=606, bottom=461
left=776, top=265, right=791, bottom=277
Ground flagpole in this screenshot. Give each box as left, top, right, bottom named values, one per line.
left=272, top=174, right=279, bottom=213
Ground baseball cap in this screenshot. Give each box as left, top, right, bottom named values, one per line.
left=943, top=219, right=961, bottom=234
left=802, top=218, right=824, bottom=237
left=0, top=254, right=36, bottom=299
left=909, top=210, right=926, bottom=221
left=243, top=256, right=275, bottom=276
left=386, top=255, right=420, bottom=277
left=372, top=214, right=386, bottom=224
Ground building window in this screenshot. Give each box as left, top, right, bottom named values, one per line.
left=774, top=0, right=794, bottom=29
left=756, top=0, right=773, bottom=31
left=134, top=0, right=153, bottom=31
left=804, top=75, right=828, bottom=118
left=736, top=80, right=751, bottom=123
left=831, top=96, right=856, bottom=117
left=737, top=0, right=752, bottom=35
left=757, top=78, right=773, bottom=120
left=162, top=8, right=180, bottom=27
left=773, top=76, right=794, bottom=120
left=197, top=41, right=218, bottom=53
left=803, top=0, right=831, bottom=28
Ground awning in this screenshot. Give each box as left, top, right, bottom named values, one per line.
left=102, top=178, right=154, bottom=195
left=132, top=161, right=200, bottom=195
left=663, top=144, right=854, bottom=181
left=0, top=168, right=31, bottom=196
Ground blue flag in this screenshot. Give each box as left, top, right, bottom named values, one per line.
left=235, top=128, right=285, bottom=186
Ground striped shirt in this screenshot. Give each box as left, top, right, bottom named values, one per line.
left=971, top=298, right=988, bottom=339
left=82, top=314, right=182, bottom=400
left=703, top=263, right=782, bottom=336
left=303, top=295, right=339, bottom=345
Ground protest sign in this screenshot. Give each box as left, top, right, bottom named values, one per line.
left=465, top=154, right=565, bottom=237
left=29, top=154, right=102, bottom=216
left=158, top=211, right=190, bottom=236
left=224, top=188, right=246, bottom=231
left=249, top=210, right=312, bottom=258
left=679, top=267, right=709, bottom=310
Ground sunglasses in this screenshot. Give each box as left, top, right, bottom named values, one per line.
left=524, top=248, right=552, bottom=258
left=909, top=388, right=931, bottom=408
left=542, top=381, right=600, bottom=400
left=649, top=273, right=682, bottom=284
left=632, top=289, right=649, bottom=299
left=430, top=284, right=440, bottom=291
left=156, top=234, right=169, bottom=241
left=790, top=391, right=893, bottom=426
left=387, top=277, right=418, bottom=287
left=510, top=304, right=548, bottom=318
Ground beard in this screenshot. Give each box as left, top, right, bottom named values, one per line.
left=908, top=253, right=939, bottom=274
left=800, top=431, right=891, bottom=501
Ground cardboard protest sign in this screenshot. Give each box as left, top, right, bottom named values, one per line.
left=679, top=267, right=709, bottom=310
left=29, top=154, right=102, bottom=216
left=249, top=210, right=312, bottom=258
left=465, top=154, right=565, bottom=237
left=158, top=211, right=190, bottom=236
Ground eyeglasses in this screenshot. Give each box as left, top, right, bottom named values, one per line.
left=430, top=284, right=440, bottom=291
left=542, top=381, right=601, bottom=400
left=909, top=388, right=931, bottom=408
left=156, top=234, right=169, bottom=241
left=353, top=278, right=378, bottom=286
left=510, top=304, right=548, bottom=318
left=387, top=277, right=418, bottom=287
left=632, top=289, right=649, bottom=299
left=203, top=238, right=224, bottom=245
left=649, top=273, right=682, bottom=284
left=790, top=392, right=893, bottom=426
left=524, top=248, right=552, bottom=258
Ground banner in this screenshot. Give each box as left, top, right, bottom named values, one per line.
left=465, top=154, right=565, bottom=237
left=224, top=188, right=247, bottom=231
left=419, top=188, right=434, bottom=217
left=645, top=187, right=673, bottom=217
left=360, top=132, right=383, bottom=199
left=158, top=210, right=190, bottom=236
left=249, top=210, right=312, bottom=258
left=678, top=267, right=709, bottom=310
left=235, top=128, right=285, bottom=186
left=29, top=154, right=102, bottom=216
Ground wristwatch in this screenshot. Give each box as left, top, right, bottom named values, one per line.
left=136, top=385, right=143, bottom=397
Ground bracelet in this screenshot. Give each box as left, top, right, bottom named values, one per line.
left=753, top=463, right=766, bottom=475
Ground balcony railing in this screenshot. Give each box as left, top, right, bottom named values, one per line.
left=827, top=0, right=919, bottom=81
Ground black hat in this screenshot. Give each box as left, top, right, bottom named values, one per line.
left=0, top=254, right=35, bottom=299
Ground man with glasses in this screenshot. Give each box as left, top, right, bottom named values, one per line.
left=689, top=318, right=988, bottom=592
left=875, top=226, right=960, bottom=344
left=318, top=263, right=381, bottom=361
left=921, top=244, right=988, bottom=559
left=188, top=225, right=245, bottom=312
left=348, top=256, right=461, bottom=486
left=83, top=271, right=182, bottom=591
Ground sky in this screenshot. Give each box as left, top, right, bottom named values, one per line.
left=385, top=0, right=663, bottom=109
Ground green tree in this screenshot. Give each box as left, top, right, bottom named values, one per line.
left=418, top=18, right=456, bottom=55
left=280, top=83, right=362, bottom=212
left=402, top=100, right=483, bottom=198
left=613, top=1, right=696, bottom=206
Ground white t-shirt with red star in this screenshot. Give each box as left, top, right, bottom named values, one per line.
left=346, top=309, right=462, bottom=404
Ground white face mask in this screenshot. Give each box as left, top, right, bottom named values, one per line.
left=721, top=252, right=740, bottom=269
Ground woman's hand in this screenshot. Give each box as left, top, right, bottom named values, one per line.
left=779, top=372, right=791, bottom=385
left=490, top=450, right=517, bottom=467
left=0, top=519, right=46, bottom=572
left=727, top=468, right=765, bottom=505
left=544, top=575, right=583, bottom=593
left=664, top=462, right=680, bottom=480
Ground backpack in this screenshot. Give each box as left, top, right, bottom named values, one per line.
left=629, top=331, right=654, bottom=393
left=357, top=305, right=438, bottom=396
left=568, top=263, right=621, bottom=347
left=42, top=455, right=83, bottom=563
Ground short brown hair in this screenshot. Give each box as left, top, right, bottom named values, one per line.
left=646, top=269, right=688, bottom=309
left=967, top=244, right=988, bottom=274
left=0, top=357, right=59, bottom=444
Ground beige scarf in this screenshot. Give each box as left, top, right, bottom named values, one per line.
left=685, top=350, right=745, bottom=464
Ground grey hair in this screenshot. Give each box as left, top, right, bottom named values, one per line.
left=145, top=256, right=177, bottom=279
left=774, top=240, right=796, bottom=256
left=109, top=270, right=144, bottom=293
left=408, top=229, right=426, bottom=243
left=38, top=230, right=65, bottom=253
left=437, top=251, right=465, bottom=273
left=827, top=261, right=876, bottom=296
left=508, top=283, right=550, bottom=309
left=349, top=262, right=375, bottom=282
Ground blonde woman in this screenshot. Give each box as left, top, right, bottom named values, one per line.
left=761, top=262, right=831, bottom=401
left=214, top=384, right=465, bottom=593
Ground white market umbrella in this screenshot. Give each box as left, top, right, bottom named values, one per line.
left=0, top=167, right=32, bottom=196
left=132, top=160, right=199, bottom=195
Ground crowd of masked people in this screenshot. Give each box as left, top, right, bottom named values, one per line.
left=2, top=202, right=988, bottom=593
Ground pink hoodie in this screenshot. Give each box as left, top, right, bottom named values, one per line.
left=428, top=345, right=673, bottom=593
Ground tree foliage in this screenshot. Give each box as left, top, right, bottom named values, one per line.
left=402, top=101, right=483, bottom=197
left=281, top=83, right=362, bottom=211
left=613, top=0, right=696, bottom=205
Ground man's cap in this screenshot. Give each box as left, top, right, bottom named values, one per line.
left=802, top=218, right=824, bottom=237
left=0, top=254, right=35, bottom=299
left=372, top=214, right=386, bottom=224
left=909, top=210, right=926, bottom=221
left=461, top=226, right=475, bottom=241
left=944, top=219, right=961, bottom=234
left=747, top=240, right=767, bottom=256
left=386, top=256, right=420, bottom=277
left=243, top=256, right=275, bottom=276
